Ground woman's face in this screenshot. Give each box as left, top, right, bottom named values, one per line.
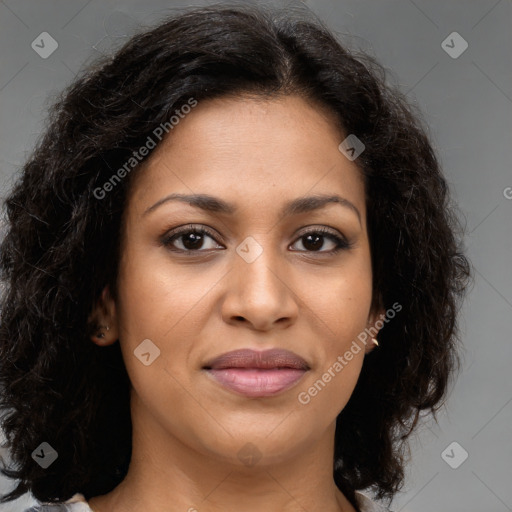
left=100, top=94, right=379, bottom=467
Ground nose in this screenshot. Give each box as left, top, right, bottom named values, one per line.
left=221, top=242, right=299, bottom=331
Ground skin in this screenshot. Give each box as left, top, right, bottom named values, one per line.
left=88, top=94, right=384, bottom=512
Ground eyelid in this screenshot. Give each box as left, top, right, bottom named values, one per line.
left=290, top=225, right=352, bottom=252
left=293, top=224, right=346, bottom=240
left=160, top=224, right=224, bottom=247
left=161, top=223, right=352, bottom=253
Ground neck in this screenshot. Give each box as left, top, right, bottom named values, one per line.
left=89, top=393, right=357, bottom=512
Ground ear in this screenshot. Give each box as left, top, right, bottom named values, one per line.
left=364, top=303, right=386, bottom=355
left=87, top=285, right=119, bottom=346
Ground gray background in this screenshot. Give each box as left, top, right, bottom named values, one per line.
left=0, top=0, right=511, bottom=511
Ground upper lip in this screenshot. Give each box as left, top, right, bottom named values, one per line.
left=203, top=348, right=310, bottom=370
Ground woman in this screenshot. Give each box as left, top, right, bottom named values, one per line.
left=0, top=3, right=470, bottom=512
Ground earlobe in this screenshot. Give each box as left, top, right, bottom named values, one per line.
left=91, top=324, right=116, bottom=346
left=88, top=285, right=119, bottom=346
left=364, top=306, right=385, bottom=354
left=364, top=336, right=379, bottom=355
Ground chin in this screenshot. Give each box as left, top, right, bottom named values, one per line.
left=195, top=425, right=318, bottom=468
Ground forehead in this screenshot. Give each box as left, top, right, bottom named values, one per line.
left=125, top=94, right=365, bottom=220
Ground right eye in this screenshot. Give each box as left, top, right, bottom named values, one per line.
left=161, top=225, right=224, bottom=253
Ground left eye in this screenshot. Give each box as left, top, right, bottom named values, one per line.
left=290, top=229, right=349, bottom=253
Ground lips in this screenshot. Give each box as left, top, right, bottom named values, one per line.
left=203, top=348, right=309, bottom=398
left=203, top=348, right=309, bottom=371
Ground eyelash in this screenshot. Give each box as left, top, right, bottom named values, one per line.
left=160, top=224, right=352, bottom=256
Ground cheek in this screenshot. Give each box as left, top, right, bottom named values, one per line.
left=306, top=261, right=373, bottom=347
left=114, top=243, right=225, bottom=392
left=116, top=243, right=212, bottom=339
left=297, top=355, right=363, bottom=431
left=113, top=247, right=235, bottom=454
left=296, top=282, right=370, bottom=419
left=294, top=261, right=372, bottom=414
left=113, top=255, right=204, bottom=431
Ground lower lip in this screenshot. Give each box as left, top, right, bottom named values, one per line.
left=205, top=368, right=307, bottom=397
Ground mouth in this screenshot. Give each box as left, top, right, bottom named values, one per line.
left=202, top=348, right=310, bottom=398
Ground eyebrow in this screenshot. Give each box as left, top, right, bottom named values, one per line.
left=143, top=192, right=361, bottom=225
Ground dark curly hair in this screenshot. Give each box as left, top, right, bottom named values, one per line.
left=0, top=3, right=470, bottom=511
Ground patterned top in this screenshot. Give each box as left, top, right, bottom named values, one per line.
left=23, top=491, right=393, bottom=511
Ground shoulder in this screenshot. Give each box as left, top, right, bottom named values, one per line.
left=23, top=494, right=92, bottom=512
left=355, top=491, right=394, bottom=512
left=25, top=491, right=392, bottom=512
